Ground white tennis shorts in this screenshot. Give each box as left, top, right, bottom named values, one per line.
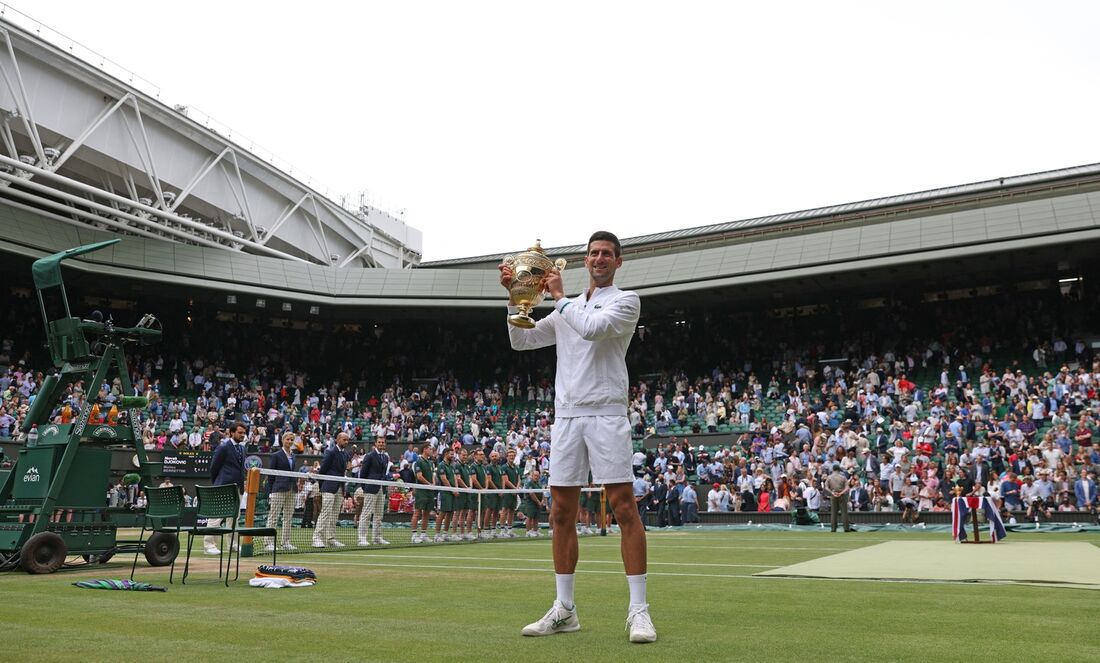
left=549, top=415, right=634, bottom=486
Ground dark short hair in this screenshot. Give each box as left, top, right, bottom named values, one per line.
left=587, top=231, right=622, bottom=257
left=233, top=422, right=247, bottom=433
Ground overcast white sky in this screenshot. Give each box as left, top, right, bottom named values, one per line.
left=9, top=1, right=1100, bottom=261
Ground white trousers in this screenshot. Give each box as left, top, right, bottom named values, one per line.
left=357, top=490, right=386, bottom=540
left=266, top=491, right=295, bottom=546
left=203, top=519, right=224, bottom=549
left=314, top=491, right=341, bottom=543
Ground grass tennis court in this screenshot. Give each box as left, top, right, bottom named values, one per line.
left=2, top=529, right=1099, bottom=662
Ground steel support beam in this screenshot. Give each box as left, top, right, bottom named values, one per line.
left=226, top=150, right=258, bottom=241
left=0, top=153, right=310, bottom=262
left=0, top=27, right=45, bottom=164
left=0, top=181, right=228, bottom=250
left=261, top=192, right=311, bottom=245
left=48, top=93, right=134, bottom=173
left=121, top=98, right=166, bottom=209
left=169, top=146, right=233, bottom=212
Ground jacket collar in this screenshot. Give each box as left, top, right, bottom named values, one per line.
left=580, top=284, right=619, bottom=303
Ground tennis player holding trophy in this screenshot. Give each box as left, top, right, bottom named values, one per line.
left=499, top=232, right=655, bottom=644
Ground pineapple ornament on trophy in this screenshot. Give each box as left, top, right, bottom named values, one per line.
left=503, top=240, right=567, bottom=328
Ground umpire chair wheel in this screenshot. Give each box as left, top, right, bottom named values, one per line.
left=144, top=532, right=180, bottom=567
left=21, top=532, right=67, bottom=574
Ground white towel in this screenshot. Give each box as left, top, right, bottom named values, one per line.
left=248, top=577, right=315, bottom=588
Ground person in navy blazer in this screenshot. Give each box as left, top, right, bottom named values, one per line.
left=848, top=477, right=871, bottom=512
left=265, top=431, right=298, bottom=551
left=210, top=424, right=247, bottom=488
left=312, top=432, right=351, bottom=548
left=204, top=423, right=247, bottom=554
left=357, top=436, right=393, bottom=545
left=1074, top=470, right=1097, bottom=512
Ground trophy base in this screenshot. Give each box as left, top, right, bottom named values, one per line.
left=508, top=313, right=536, bottom=329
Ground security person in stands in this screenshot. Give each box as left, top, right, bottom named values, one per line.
left=822, top=463, right=852, bottom=532
left=653, top=477, right=669, bottom=528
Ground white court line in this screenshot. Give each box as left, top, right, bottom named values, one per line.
left=578, top=543, right=853, bottom=552
left=294, top=559, right=1009, bottom=586
left=306, top=541, right=850, bottom=553
left=310, top=541, right=848, bottom=553
left=644, top=534, right=874, bottom=543
left=316, top=552, right=779, bottom=569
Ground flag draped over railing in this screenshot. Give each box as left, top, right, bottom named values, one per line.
left=951, top=496, right=1007, bottom=543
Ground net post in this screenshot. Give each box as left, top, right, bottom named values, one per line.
left=241, top=467, right=260, bottom=557
left=599, top=487, right=608, bottom=536
left=476, top=492, right=482, bottom=540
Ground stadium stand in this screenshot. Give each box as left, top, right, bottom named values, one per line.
left=3, top=271, right=1099, bottom=543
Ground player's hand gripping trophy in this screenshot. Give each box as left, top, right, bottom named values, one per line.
left=498, top=240, right=567, bottom=328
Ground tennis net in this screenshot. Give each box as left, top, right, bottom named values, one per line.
left=251, top=468, right=606, bottom=552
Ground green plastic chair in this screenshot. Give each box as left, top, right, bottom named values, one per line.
left=183, top=485, right=238, bottom=586
left=130, top=485, right=185, bottom=583
left=183, top=484, right=277, bottom=586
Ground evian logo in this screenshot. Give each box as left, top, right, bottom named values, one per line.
left=92, top=426, right=118, bottom=439
left=40, top=425, right=60, bottom=437
left=23, top=466, right=40, bottom=483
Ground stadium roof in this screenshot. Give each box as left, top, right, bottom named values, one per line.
left=3, top=159, right=1100, bottom=311
left=420, top=161, right=1100, bottom=266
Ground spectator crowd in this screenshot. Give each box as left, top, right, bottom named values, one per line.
left=2, top=279, right=1099, bottom=524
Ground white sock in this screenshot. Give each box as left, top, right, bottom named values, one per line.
left=555, top=573, right=575, bottom=609
left=627, top=574, right=647, bottom=608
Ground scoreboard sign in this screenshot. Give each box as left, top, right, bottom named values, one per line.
left=162, top=450, right=213, bottom=476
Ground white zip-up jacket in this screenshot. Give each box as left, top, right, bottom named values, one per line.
left=508, top=285, right=640, bottom=418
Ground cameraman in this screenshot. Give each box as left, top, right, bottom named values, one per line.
left=1021, top=476, right=1052, bottom=520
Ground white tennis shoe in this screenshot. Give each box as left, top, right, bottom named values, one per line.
left=626, top=604, right=657, bottom=643
left=521, top=600, right=580, bottom=637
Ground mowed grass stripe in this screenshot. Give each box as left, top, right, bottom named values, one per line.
left=306, top=551, right=781, bottom=568
left=297, top=558, right=1068, bottom=587
left=4, top=529, right=1100, bottom=663
left=294, top=540, right=833, bottom=566
left=299, top=558, right=765, bottom=579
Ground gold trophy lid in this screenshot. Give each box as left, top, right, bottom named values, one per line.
left=526, top=239, right=547, bottom=255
